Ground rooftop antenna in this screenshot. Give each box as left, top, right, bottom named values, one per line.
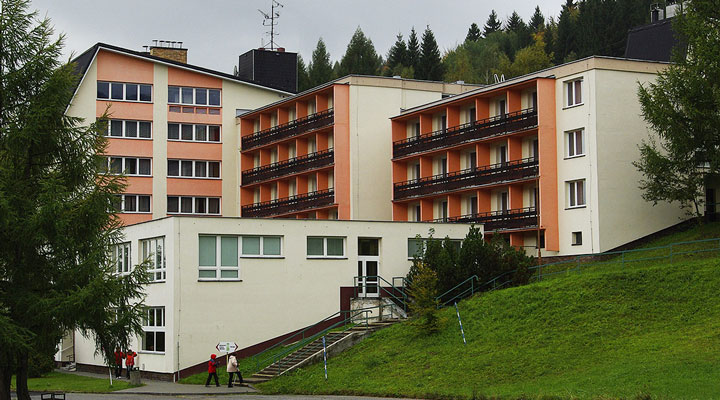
left=258, top=0, right=283, bottom=50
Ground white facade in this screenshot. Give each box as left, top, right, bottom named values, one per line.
left=69, top=217, right=472, bottom=377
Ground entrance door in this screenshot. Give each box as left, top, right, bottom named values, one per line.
left=357, top=238, right=380, bottom=298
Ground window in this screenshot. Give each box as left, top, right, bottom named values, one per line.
left=167, top=160, right=220, bottom=179
left=468, top=108, right=476, bottom=125
left=142, top=307, right=165, bottom=352
left=469, top=196, right=478, bottom=215
left=307, top=237, right=345, bottom=258
left=572, top=231, right=583, bottom=246
left=198, top=236, right=240, bottom=280
left=111, top=242, right=131, bottom=275
left=567, top=179, right=586, bottom=208
left=106, top=157, right=152, bottom=176
left=241, top=236, right=282, bottom=257
left=97, top=82, right=152, bottom=102
left=413, top=122, right=420, bottom=137
left=167, top=196, right=220, bottom=215
left=167, top=123, right=221, bottom=142
left=114, top=194, right=151, bottom=213
left=413, top=204, right=421, bottom=222
left=105, top=119, right=152, bottom=139
left=566, top=129, right=584, bottom=158
left=566, top=79, right=583, bottom=107
left=498, top=99, right=507, bottom=117
left=168, top=86, right=221, bottom=106
left=408, top=238, right=462, bottom=258
left=141, top=237, right=166, bottom=282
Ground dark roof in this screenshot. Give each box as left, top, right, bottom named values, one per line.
left=625, top=18, right=683, bottom=62
left=70, top=43, right=291, bottom=95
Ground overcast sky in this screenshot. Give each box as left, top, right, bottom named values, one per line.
left=30, top=0, right=562, bottom=74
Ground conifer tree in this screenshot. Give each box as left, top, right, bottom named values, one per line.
left=554, top=0, right=579, bottom=64
left=529, top=6, right=545, bottom=33
left=465, top=23, right=481, bottom=42
left=339, top=27, right=382, bottom=76
left=505, top=11, right=526, bottom=33
left=407, top=27, right=421, bottom=73
left=417, top=25, right=444, bottom=81
left=0, top=1, right=149, bottom=398
left=385, top=33, right=409, bottom=76
left=296, top=55, right=311, bottom=92
left=308, top=38, right=334, bottom=88
left=483, top=10, right=502, bottom=37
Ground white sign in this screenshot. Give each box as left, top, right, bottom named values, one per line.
left=216, top=342, right=238, bottom=353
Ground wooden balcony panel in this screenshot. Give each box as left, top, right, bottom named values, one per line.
left=393, top=108, right=538, bottom=158
left=241, top=109, right=334, bottom=151
left=241, top=189, right=335, bottom=218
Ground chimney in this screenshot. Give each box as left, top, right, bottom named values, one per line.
left=650, top=3, right=665, bottom=22
left=149, top=40, right=188, bottom=64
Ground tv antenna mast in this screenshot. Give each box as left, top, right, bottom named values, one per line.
left=258, top=0, right=284, bottom=50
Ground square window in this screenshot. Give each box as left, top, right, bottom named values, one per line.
left=195, top=125, right=207, bottom=141
left=139, top=159, right=151, bottom=176
left=195, top=88, right=207, bottom=105
left=168, top=160, right=179, bottom=177
left=111, top=83, right=124, bottom=100
left=167, top=196, right=179, bottom=213
left=307, top=237, right=324, bottom=256
left=242, top=236, right=261, bottom=255
left=110, top=120, right=123, bottom=137
left=168, top=87, right=180, bottom=103
left=181, top=87, right=194, bottom=104
left=124, top=195, right=137, bottom=212
left=168, top=123, right=180, bottom=140
left=263, top=237, right=281, bottom=256
left=208, top=126, right=221, bottom=142
left=181, top=197, right=193, bottom=213
left=126, top=84, right=138, bottom=101
left=181, top=124, right=193, bottom=141
left=408, top=238, right=423, bottom=258
left=208, top=89, right=221, bottom=106
left=195, top=161, right=207, bottom=178
left=199, top=236, right=217, bottom=266
left=139, top=85, right=152, bottom=102
left=567, top=129, right=584, bottom=157
left=125, top=158, right=137, bottom=175
left=208, top=198, right=220, bottom=214
left=97, top=82, right=109, bottom=99
left=208, top=162, right=220, bottom=178
left=139, top=122, right=152, bottom=138
left=327, top=238, right=344, bottom=256
left=195, top=197, right=206, bottom=214
left=138, top=196, right=151, bottom=212
left=110, top=158, right=123, bottom=174
left=181, top=161, right=193, bottom=177
left=572, top=231, right=583, bottom=245
left=125, top=121, right=137, bottom=138
left=567, top=180, right=586, bottom=207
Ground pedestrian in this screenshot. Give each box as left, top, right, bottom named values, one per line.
left=125, top=349, right=137, bottom=379
left=113, top=348, right=124, bottom=378
left=226, top=354, right=241, bottom=387
left=205, top=354, right=220, bottom=387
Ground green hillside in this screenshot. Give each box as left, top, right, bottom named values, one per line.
left=259, top=223, right=720, bottom=399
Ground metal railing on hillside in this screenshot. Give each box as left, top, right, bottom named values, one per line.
left=352, top=275, right=408, bottom=311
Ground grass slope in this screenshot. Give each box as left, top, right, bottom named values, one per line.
left=259, top=256, right=720, bottom=399
left=11, top=371, right=134, bottom=393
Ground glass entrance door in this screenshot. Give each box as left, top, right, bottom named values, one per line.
left=357, top=238, right=380, bottom=298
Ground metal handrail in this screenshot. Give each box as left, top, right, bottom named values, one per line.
left=435, top=275, right=480, bottom=308
left=394, top=157, right=538, bottom=189
left=241, top=148, right=334, bottom=184
left=242, top=108, right=334, bottom=150
left=352, top=275, right=408, bottom=311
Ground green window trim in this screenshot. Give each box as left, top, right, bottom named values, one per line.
left=307, top=236, right=346, bottom=258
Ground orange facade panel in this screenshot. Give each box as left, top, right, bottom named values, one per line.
left=167, top=141, right=222, bottom=160
left=125, top=176, right=153, bottom=194
left=98, top=101, right=153, bottom=121
left=105, top=138, right=153, bottom=157
left=97, top=50, right=153, bottom=83
left=167, top=66, right=222, bottom=88
left=332, top=85, right=351, bottom=220
left=167, top=178, right=222, bottom=196
left=118, top=213, right=152, bottom=226
left=167, top=110, right=223, bottom=125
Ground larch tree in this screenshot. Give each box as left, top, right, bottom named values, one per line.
left=634, top=0, right=719, bottom=217
left=0, top=1, right=149, bottom=399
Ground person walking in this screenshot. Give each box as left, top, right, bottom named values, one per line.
left=205, top=354, right=220, bottom=387
left=125, top=349, right=137, bottom=379
left=226, top=354, right=240, bottom=387
left=113, top=348, right=124, bottom=378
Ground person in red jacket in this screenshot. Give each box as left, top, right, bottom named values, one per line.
left=204, top=354, right=220, bottom=387
left=113, top=348, right=124, bottom=378
left=125, top=349, right=138, bottom=379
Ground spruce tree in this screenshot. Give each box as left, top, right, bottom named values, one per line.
left=483, top=10, right=502, bottom=37
left=505, top=11, right=526, bottom=33
left=339, top=27, right=382, bottom=76
left=554, top=0, right=579, bottom=64
left=529, top=6, right=545, bottom=33
left=296, top=54, right=311, bottom=92
left=634, top=1, right=718, bottom=217
left=465, top=23, right=481, bottom=42
left=308, top=38, right=334, bottom=88
left=386, top=33, right=409, bottom=76
left=407, top=27, right=421, bottom=73
left=0, top=1, right=149, bottom=398
left=417, top=25, right=444, bottom=81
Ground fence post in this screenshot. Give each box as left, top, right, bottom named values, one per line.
left=669, top=244, right=674, bottom=264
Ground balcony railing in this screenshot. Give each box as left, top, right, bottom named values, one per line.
left=242, top=149, right=334, bottom=185
left=444, top=207, right=539, bottom=232
left=241, top=189, right=335, bottom=218
left=241, top=109, right=334, bottom=151
left=394, top=157, right=538, bottom=200
left=393, top=108, right=538, bottom=158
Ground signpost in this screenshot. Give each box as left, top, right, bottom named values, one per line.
left=322, top=336, right=328, bottom=380
left=455, top=302, right=467, bottom=345
left=217, top=341, right=239, bottom=383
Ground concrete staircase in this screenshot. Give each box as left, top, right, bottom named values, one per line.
left=246, top=319, right=402, bottom=383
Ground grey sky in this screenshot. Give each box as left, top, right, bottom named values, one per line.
left=30, top=0, right=562, bottom=75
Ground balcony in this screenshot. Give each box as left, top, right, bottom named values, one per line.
left=446, top=207, right=539, bottom=232
left=241, top=109, right=334, bottom=151
left=394, top=157, right=538, bottom=200
left=241, top=189, right=335, bottom=218
left=242, top=149, right=334, bottom=185
left=393, top=108, right=538, bottom=158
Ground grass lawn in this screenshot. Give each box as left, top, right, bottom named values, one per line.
left=258, top=257, right=720, bottom=399
left=11, top=371, right=134, bottom=393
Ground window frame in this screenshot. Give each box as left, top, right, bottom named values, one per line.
left=167, top=159, right=221, bottom=179
left=167, top=196, right=221, bottom=215
left=167, top=123, right=221, bottom=143
left=566, top=128, right=585, bottom=158
left=105, top=119, right=153, bottom=140
left=306, top=236, right=346, bottom=259
left=198, top=235, right=241, bottom=281
left=141, top=306, right=165, bottom=354
left=97, top=81, right=152, bottom=103
left=572, top=231, right=583, bottom=246
left=106, top=157, right=152, bottom=177
left=111, top=242, right=131, bottom=275
left=239, top=235, right=283, bottom=258
left=407, top=238, right=463, bottom=259
left=115, top=194, right=151, bottom=213
left=565, top=78, right=583, bottom=108
left=167, top=86, right=222, bottom=107
left=567, top=179, right=586, bottom=208
left=141, top=236, right=166, bottom=282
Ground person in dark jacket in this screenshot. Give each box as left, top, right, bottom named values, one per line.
left=205, top=354, right=220, bottom=387
left=113, top=348, right=124, bottom=378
